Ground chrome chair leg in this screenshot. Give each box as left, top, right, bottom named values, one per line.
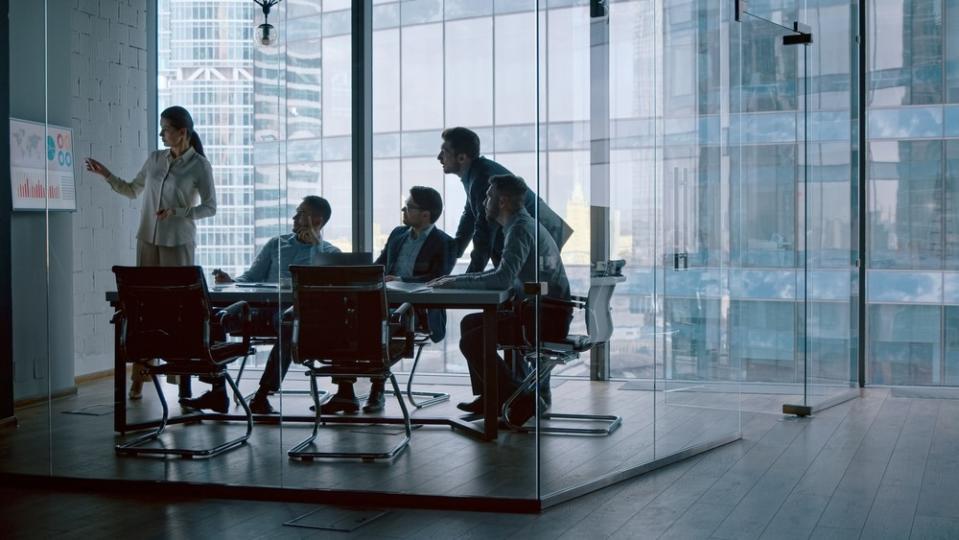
left=502, top=353, right=622, bottom=436
left=232, top=348, right=254, bottom=405
left=117, top=371, right=254, bottom=458
left=115, top=374, right=168, bottom=453
left=403, top=343, right=449, bottom=408
left=234, top=347, right=327, bottom=406
left=390, top=373, right=413, bottom=450
left=289, top=369, right=412, bottom=461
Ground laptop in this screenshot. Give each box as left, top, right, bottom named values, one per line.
left=312, top=252, right=374, bottom=266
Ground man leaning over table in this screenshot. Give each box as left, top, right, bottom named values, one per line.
left=181, top=195, right=340, bottom=414
left=429, top=174, right=572, bottom=427
left=320, top=186, right=457, bottom=415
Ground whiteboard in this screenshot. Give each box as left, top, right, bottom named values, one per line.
left=10, top=117, right=77, bottom=211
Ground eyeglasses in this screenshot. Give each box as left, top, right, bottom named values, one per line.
left=401, top=204, right=422, bottom=212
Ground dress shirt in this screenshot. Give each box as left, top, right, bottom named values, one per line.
left=236, top=233, right=340, bottom=283
left=443, top=208, right=570, bottom=302
left=394, top=225, right=434, bottom=279
left=107, top=147, right=217, bottom=247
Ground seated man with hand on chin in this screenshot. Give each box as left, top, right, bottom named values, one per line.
left=321, top=186, right=456, bottom=415
left=182, top=195, right=340, bottom=414
left=429, top=175, right=572, bottom=427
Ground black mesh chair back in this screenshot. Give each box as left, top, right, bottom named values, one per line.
left=290, top=264, right=390, bottom=367
left=287, top=264, right=415, bottom=461
left=112, top=265, right=254, bottom=458
left=113, top=265, right=213, bottom=364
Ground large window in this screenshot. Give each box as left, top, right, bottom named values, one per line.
left=154, top=0, right=959, bottom=388
left=158, top=0, right=255, bottom=277
left=867, top=0, right=959, bottom=385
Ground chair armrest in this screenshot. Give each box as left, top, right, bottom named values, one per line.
left=390, top=302, right=413, bottom=322
left=389, top=302, right=415, bottom=358
left=540, top=296, right=581, bottom=310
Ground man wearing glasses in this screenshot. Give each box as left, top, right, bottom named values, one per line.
left=320, top=186, right=456, bottom=414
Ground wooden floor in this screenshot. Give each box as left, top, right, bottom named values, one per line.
left=0, top=373, right=746, bottom=499
left=3, top=387, right=959, bottom=538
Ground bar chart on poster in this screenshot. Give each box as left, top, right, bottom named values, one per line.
left=10, top=117, right=77, bottom=211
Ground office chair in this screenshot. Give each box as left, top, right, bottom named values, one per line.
left=112, top=266, right=254, bottom=458
left=502, top=274, right=626, bottom=436
left=286, top=265, right=414, bottom=461
left=230, top=254, right=371, bottom=405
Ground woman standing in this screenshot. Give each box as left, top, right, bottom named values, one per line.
left=85, top=106, right=217, bottom=398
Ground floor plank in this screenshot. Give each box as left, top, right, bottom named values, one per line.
left=7, top=384, right=959, bottom=539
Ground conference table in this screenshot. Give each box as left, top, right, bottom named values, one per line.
left=106, top=282, right=512, bottom=441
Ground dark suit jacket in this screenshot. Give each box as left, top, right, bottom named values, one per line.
left=375, top=226, right=456, bottom=342
left=453, top=156, right=573, bottom=273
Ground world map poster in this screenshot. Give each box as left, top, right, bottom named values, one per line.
left=10, top=117, right=76, bottom=211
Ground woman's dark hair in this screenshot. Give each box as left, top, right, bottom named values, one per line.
left=441, top=127, right=480, bottom=160
left=409, top=186, right=443, bottom=224
left=161, top=106, right=205, bottom=157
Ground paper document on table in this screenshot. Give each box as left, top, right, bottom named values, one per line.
left=235, top=282, right=278, bottom=288
left=386, top=281, right=432, bottom=293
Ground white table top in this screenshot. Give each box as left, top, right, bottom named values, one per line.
left=107, top=283, right=512, bottom=309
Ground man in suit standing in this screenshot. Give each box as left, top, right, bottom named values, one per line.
left=320, top=186, right=456, bottom=414
left=437, top=127, right=573, bottom=273
left=438, top=127, right=572, bottom=402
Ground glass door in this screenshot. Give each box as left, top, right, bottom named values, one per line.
left=655, top=0, right=738, bottom=458
left=733, top=4, right=857, bottom=415
left=732, top=7, right=809, bottom=413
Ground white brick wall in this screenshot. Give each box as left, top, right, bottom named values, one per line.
left=71, top=0, right=149, bottom=376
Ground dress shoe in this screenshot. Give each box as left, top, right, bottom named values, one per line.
left=180, top=389, right=229, bottom=413
left=311, top=395, right=360, bottom=414
left=363, top=389, right=386, bottom=413
left=505, top=392, right=536, bottom=427
left=249, top=395, right=276, bottom=415
left=456, top=396, right=485, bottom=414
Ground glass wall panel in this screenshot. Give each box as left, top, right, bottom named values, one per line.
left=658, top=0, right=740, bottom=454
left=804, top=0, right=859, bottom=404
left=370, top=0, right=540, bottom=500
left=733, top=2, right=804, bottom=412
left=867, top=0, right=958, bottom=387
left=272, top=2, right=360, bottom=489
left=869, top=304, right=941, bottom=385
left=731, top=1, right=859, bottom=410
left=8, top=0, right=53, bottom=479
left=0, top=0, right=876, bottom=507
left=869, top=0, right=943, bottom=108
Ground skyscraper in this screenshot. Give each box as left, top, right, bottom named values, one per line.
left=158, top=0, right=255, bottom=277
